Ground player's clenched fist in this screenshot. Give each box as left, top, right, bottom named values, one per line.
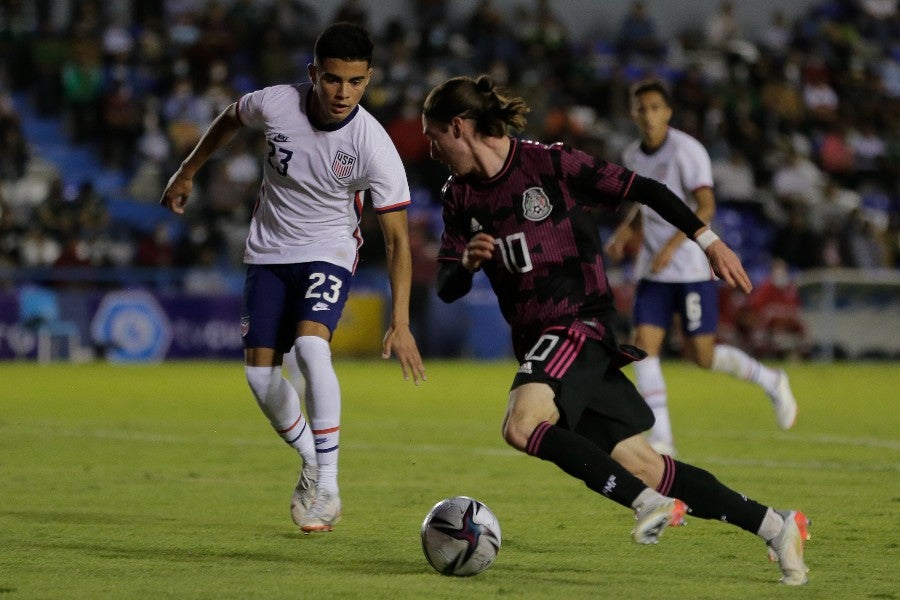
left=461, top=232, right=496, bottom=272
left=160, top=173, right=193, bottom=215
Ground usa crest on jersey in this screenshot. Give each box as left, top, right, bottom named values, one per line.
left=332, top=150, right=356, bottom=179
left=522, top=187, right=552, bottom=221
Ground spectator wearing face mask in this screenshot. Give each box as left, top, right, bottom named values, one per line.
left=746, top=258, right=810, bottom=360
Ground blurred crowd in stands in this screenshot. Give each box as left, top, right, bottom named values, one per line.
left=0, top=0, right=897, bottom=357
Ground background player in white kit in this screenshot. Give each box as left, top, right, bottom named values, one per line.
left=606, top=79, right=796, bottom=456
left=160, top=22, right=425, bottom=532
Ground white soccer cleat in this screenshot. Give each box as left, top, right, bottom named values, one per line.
left=767, top=509, right=811, bottom=585
left=632, top=497, right=688, bottom=544
left=300, top=488, right=342, bottom=533
left=290, top=461, right=317, bottom=527
left=768, top=370, right=798, bottom=430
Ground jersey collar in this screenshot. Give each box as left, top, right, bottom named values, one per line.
left=639, top=130, right=670, bottom=155
left=305, top=87, right=360, bottom=132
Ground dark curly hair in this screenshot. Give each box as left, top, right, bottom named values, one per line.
left=314, top=22, right=374, bottom=65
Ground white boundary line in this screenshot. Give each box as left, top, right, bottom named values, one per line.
left=12, top=426, right=899, bottom=471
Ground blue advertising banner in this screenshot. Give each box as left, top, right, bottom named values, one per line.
left=161, top=294, right=244, bottom=359
left=1, top=289, right=244, bottom=361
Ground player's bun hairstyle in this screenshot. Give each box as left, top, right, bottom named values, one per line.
left=315, top=22, right=374, bottom=65
left=423, top=75, right=530, bottom=137
left=629, top=78, right=672, bottom=106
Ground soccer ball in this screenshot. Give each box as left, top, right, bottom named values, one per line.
left=420, top=496, right=501, bottom=576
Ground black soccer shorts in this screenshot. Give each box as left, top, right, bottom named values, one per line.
left=511, top=321, right=654, bottom=453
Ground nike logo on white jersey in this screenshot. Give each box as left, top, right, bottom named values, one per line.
left=311, top=302, right=331, bottom=312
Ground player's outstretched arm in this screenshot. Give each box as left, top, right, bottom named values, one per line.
left=697, top=229, right=753, bottom=294
left=652, top=186, right=715, bottom=273
left=627, top=175, right=750, bottom=291
left=378, top=209, right=426, bottom=384
left=160, top=102, right=243, bottom=215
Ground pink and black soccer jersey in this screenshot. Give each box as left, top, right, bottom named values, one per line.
left=438, top=138, right=635, bottom=351
left=236, top=83, right=410, bottom=273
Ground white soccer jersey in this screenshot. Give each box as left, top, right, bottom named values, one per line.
left=236, top=83, right=410, bottom=272
left=622, top=128, right=715, bottom=283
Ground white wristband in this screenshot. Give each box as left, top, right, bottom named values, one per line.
left=695, top=229, right=720, bottom=251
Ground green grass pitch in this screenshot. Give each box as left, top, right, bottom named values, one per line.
left=1, top=359, right=898, bottom=599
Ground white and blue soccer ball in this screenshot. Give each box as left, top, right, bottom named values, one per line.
left=420, top=496, right=501, bottom=576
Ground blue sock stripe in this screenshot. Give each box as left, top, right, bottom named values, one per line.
left=284, top=421, right=307, bottom=444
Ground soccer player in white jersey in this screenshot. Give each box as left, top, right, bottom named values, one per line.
left=606, top=79, right=797, bottom=456
left=160, top=22, right=426, bottom=532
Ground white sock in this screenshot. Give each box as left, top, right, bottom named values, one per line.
left=634, top=357, right=672, bottom=447
left=295, top=336, right=341, bottom=494
left=712, top=345, right=780, bottom=395
left=282, top=350, right=307, bottom=408
left=757, top=507, right=786, bottom=541
left=245, top=365, right=316, bottom=466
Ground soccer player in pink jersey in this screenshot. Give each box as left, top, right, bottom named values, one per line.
left=161, top=23, right=425, bottom=533
left=422, top=74, right=809, bottom=584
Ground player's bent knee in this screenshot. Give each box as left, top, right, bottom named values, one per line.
left=500, top=425, right=524, bottom=451
left=501, top=419, right=531, bottom=452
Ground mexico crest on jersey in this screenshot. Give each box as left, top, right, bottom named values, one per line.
left=522, top=187, right=552, bottom=221
left=332, top=150, right=356, bottom=179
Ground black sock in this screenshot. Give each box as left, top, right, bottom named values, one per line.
left=527, top=421, right=647, bottom=509
left=657, top=455, right=767, bottom=533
